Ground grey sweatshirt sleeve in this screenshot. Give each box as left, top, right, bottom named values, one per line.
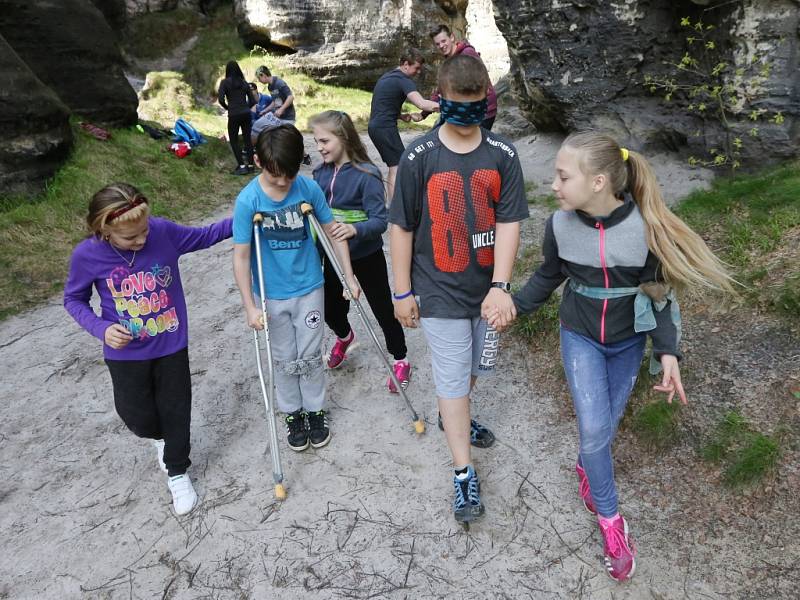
left=513, top=215, right=566, bottom=314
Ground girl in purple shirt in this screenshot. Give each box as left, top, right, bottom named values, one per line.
left=64, top=183, right=232, bottom=516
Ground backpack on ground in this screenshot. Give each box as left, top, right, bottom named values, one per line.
left=172, top=118, right=206, bottom=147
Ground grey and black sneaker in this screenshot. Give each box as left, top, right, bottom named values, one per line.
left=453, top=465, right=484, bottom=523
left=438, top=413, right=496, bottom=448
left=285, top=410, right=309, bottom=451
left=307, top=410, right=331, bottom=449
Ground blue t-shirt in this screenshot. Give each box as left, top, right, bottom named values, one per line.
left=233, top=175, right=333, bottom=300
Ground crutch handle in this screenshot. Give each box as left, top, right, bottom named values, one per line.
left=253, top=213, right=264, bottom=224
left=299, top=202, right=313, bottom=216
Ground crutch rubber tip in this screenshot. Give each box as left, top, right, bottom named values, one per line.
left=275, top=483, right=287, bottom=500
left=414, top=420, right=425, bottom=434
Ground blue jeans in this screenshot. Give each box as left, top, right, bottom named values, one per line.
left=560, top=326, right=646, bottom=517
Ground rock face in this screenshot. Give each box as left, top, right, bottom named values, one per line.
left=0, top=0, right=138, bottom=127
left=0, top=34, right=73, bottom=195
left=233, top=0, right=469, bottom=89
left=122, top=0, right=223, bottom=18
left=491, top=0, right=799, bottom=165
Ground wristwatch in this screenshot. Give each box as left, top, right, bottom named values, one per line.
left=491, top=281, right=511, bottom=293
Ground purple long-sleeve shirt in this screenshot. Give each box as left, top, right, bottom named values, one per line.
left=64, top=216, right=232, bottom=361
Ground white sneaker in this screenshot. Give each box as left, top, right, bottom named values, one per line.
left=167, top=474, right=198, bottom=515
left=153, top=439, right=167, bottom=473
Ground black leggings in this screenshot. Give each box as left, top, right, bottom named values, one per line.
left=323, top=248, right=407, bottom=361
left=227, top=112, right=254, bottom=167
left=105, top=348, right=192, bottom=476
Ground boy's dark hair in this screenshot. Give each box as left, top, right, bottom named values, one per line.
left=255, top=65, right=271, bottom=77
left=255, top=124, right=305, bottom=178
left=438, top=54, right=489, bottom=97
left=399, top=48, right=425, bottom=66
left=429, top=24, right=451, bottom=38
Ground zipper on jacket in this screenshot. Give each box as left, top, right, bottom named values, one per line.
left=328, top=165, right=340, bottom=207
left=597, top=221, right=610, bottom=344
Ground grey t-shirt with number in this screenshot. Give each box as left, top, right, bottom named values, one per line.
left=388, top=129, right=529, bottom=318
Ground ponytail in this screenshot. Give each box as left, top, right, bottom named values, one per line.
left=625, top=151, right=735, bottom=293
left=563, top=131, right=735, bottom=293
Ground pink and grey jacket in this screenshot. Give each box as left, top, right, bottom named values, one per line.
left=427, top=41, right=498, bottom=119
left=513, top=195, right=682, bottom=359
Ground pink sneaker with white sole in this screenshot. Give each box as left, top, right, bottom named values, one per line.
left=575, top=463, right=597, bottom=514
left=327, top=331, right=354, bottom=369
left=599, top=515, right=637, bottom=582
left=387, top=360, right=411, bottom=393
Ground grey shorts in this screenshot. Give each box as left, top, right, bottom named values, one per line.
left=420, top=317, right=499, bottom=399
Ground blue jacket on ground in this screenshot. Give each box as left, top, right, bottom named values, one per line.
left=312, top=161, right=387, bottom=260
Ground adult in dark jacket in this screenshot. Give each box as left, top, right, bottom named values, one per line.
left=218, top=61, right=255, bottom=175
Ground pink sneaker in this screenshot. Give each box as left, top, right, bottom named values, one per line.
left=575, top=463, right=597, bottom=514
left=327, top=331, right=354, bottom=369
left=387, top=360, right=411, bottom=393
left=599, top=515, right=637, bottom=582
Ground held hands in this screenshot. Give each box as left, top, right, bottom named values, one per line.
left=399, top=113, right=412, bottom=123
left=653, top=354, right=688, bottom=404
left=410, top=113, right=424, bottom=123
left=394, top=295, right=419, bottom=328
left=104, top=324, right=133, bottom=349
left=482, top=288, right=516, bottom=331
left=328, top=222, right=357, bottom=241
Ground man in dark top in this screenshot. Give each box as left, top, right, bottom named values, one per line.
left=255, top=66, right=296, bottom=122
left=368, top=49, right=439, bottom=201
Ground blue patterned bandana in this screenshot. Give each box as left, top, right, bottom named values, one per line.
left=439, top=97, right=488, bottom=126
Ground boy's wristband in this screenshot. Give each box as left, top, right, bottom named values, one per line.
left=392, top=289, right=414, bottom=300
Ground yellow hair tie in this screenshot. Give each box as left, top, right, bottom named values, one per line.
left=620, top=147, right=629, bottom=162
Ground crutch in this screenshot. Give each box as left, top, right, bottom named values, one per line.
left=300, top=202, right=425, bottom=434
left=251, top=213, right=287, bottom=500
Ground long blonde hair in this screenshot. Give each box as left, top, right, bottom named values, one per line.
left=563, top=131, right=735, bottom=293
left=309, top=110, right=381, bottom=181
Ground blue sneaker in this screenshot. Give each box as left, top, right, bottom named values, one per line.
left=453, top=466, right=485, bottom=523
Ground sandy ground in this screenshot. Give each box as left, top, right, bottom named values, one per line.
left=1, top=133, right=773, bottom=600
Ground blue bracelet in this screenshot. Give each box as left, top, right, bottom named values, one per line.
left=393, top=289, right=414, bottom=300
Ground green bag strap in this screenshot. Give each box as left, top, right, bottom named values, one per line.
left=331, top=208, right=368, bottom=224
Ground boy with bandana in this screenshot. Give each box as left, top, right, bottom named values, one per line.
left=388, top=54, right=528, bottom=524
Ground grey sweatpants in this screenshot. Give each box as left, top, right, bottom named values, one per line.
left=265, top=287, right=326, bottom=413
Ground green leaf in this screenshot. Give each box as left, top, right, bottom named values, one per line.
left=681, top=16, right=691, bottom=27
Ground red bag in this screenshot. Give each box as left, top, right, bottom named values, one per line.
left=79, top=122, right=111, bottom=140
left=169, top=142, right=192, bottom=158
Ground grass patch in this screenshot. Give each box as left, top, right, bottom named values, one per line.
left=121, top=8, right=204, bottom=61
left=0, top=120, right=243, bottom=320
left=509, top=245, right=561, bottom=346
left=138, top=71, right=227, bottom=137
left=510, top=296, right=560, bottom=346
left=632, top=397, right=682, bottom=450
left=525, top=181, right=558, bottom=209
left=675, top=161, right=800, bottom=315
left=619, top=356, right=682, bottom=450
left=701, top=411, right=781, bottom=487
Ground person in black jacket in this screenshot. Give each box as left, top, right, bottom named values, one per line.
left=218, top=61, right=255, bottom=175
